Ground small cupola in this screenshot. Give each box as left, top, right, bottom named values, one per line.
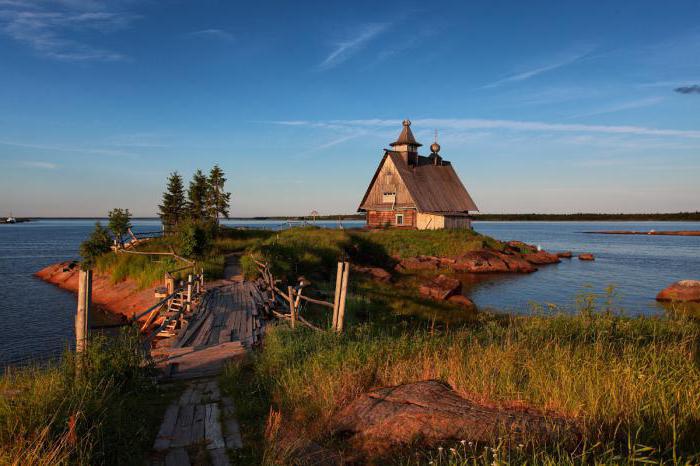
left=429, top=131, right=443, bottom=166
left=390, top=119, right=421, bottom=165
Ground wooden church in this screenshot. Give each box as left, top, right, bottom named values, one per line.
left=358, top=120, right=478, bottom=229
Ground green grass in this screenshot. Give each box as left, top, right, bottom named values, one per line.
left=240, top=226, right=502, bottom=283
left=359, top=228, right=503, bottom=258
left=0, top=330, right=176, bottom=465
left=222, top=307, right=700, bottom=464
left=229, top=226, right=700, bottom=464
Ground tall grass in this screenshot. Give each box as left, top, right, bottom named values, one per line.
left=223, top=308, right=700, bottom=464
left=0, top=330, right=173, bottom=465
left=94, top=252, right=180, bottom=289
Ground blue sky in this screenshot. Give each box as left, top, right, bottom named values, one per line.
left=0, top=0, right=699, bottom=217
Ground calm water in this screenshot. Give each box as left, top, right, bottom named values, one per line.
left=471, top=222, right=700, bottom=315
left=0, top=220, right=698, bottom=367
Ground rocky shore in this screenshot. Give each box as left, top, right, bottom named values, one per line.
left=35, top=261, right=155, bottom=321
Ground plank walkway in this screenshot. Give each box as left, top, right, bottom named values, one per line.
left=150, top=271, right=264, bottom=466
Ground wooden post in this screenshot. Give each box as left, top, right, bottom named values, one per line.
left=200, top=268, right=205, bottom=289
left=165, top=274, right=175, bottom=295
left=332, top=261, right=343, bottom=331
left=187, top=274, right=193, bottom=310
left=288, top=286, right=296, bottom=329
left=336, top=262, right=350, bottom=333
left=75, top=269, right=92, bottom=371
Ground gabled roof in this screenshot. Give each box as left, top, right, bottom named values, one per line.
left=358, top=151, right=479, bottom=213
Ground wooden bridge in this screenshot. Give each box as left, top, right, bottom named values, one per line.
left=74, top=248, right=350, bottom=465
left=147, top=263, right=264, bottom=465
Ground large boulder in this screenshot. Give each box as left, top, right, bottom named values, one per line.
left=352, top=265, right=392, bottom=283
left=557, top=251, right=573, bottom=259
left=419, top=274, right=462, bottom=300
left=578, top=253, right=595, bottom=261
left=656, top=280, right=700, bottom=302
left=331, top=380, right=578, bottom=458
left=506, top=240, right=537, bottom=253
left=451, top=250, right=536, bottom=273
left=522, top=250, right=561, bottom=265
left=395, top=256, right=440, bottom=272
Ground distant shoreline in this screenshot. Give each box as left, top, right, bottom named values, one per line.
left=4, top=212, right=700, bottom=222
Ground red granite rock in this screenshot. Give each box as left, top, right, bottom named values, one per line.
left=451, top=250, right=536, bottom=273
left=419, top=274, right=462, bottom=300
left=656, top=280, right=700, bottom=302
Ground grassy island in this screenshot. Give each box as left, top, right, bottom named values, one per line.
left=6, top=226, right=700, bottom=464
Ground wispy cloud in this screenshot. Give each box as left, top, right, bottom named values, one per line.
left=188, top=28, right=234, bottom=42
left=482, top=47, right=595, bottom=89
left=566, top=96, right=664, bottom=119
left=0, top=139, right=137, bottom=157
left=0, top=1, right=138, bottom=61
left=273, top=118, right=700, bottom=139
left=675, top=84, right=700, bottom=95
left=318, top=22, right=389, bottom=70
left=22, top=160, right=58, bottom=169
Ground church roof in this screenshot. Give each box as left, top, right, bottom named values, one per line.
left=358, top=151, right=479, bottom=213
left=390, top=119, right=422, bottom=147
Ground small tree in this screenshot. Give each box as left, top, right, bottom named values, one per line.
left=176, top=220, right=211, bottom=259
left=207, top=165, right=231, bottom=224
left=159, top=172, right=186, bottom=234
left=187, top=170, right=209, bottom=222
left=108, top=208, right=132, bottom=247
left=79, top=222, right=112, bottom=268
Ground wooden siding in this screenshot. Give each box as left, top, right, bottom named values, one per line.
left=360, top=156, right=416, bottom=209
left=367, top=209, right=416, bottom=228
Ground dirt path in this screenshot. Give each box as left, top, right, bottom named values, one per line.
left=223, top=254, right=243, bottom=282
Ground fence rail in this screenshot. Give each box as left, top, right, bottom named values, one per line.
left=253, top=259, right=349, bottom=333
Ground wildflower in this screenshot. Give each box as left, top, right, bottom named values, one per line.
left=460, top=440, right=466, bottom=446
left=450, top=448, right=456, bottom=454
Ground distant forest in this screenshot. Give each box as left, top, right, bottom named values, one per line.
left=7, top=211, right=700, bottom=223
left=471, top=212, right=700, bottom=221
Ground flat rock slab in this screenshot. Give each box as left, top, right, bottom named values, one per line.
left=419, top=274, right=462, bottom=300
left=331, top=380, right=578, bottom=458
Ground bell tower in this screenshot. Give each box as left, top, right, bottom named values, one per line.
left=390, top=119, right=422, bottom=165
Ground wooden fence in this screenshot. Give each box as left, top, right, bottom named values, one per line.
left=77, top=265, right=206, bottom=360
left=253, top=259, right=350, bottom=333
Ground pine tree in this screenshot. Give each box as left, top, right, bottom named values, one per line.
left=108, top=208, right=132, bottom=247
left=207, top=165, right=231, bottom=224
left=188, top=169, right=209, bottom=222
left=159, top=172, right=186, bottom=234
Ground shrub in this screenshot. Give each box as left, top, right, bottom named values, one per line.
left=176, top=220, right=213, bottom=260
left=79, top=222, right=112, bottom=269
